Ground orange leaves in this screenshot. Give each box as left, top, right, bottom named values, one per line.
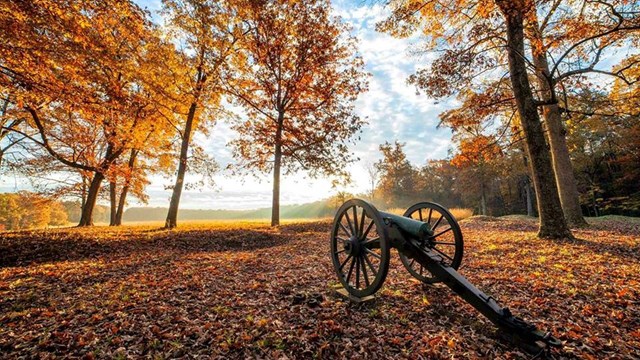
left=227, top=0, right=367, bottom=189
left=450, top=135, right=502, bottom=168
left=1, top=218, right=640, bottom=357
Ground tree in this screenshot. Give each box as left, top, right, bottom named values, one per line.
left=522, top=0, right=639, bottom=226
left=0, top=93, right=30, bottom=171
left=451, top=135, right=503, bottom=215
left=227, top=0, right=368, bottom=226
left=375, top=141, right=417, bottom=208
left=495, top=0, right=572, bottom=238
left=565, top=89, right=640, bottom=216
left=161, top=0, right=243, bottom=229
left=379, top=0, right=572, bottom=238
left=0, top=192, right=68, bottom=230
left=416, top=160, right=462, bottom=208
left=0, top=0, right=169, bottom=226
left=380, top=0, right=639, bottom=228
left=364, top=160, right=380, bottom=201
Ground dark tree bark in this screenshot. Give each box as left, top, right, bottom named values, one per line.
left=165, top=101, right=197, bottom=229
left=114, top=149, right=138, bottom=226
left=78, top=172, right=104, bottom=226
left=525, top=177, right=535, bottom=217
left=81, top=175, right=88, bottom=210
left=109, top=181, right=117, bottom=226
left=271, top=111, right=284, bottom=227
left=496, top=0, right=572, bottom=239
left=527, top=15, right=587, bottom=227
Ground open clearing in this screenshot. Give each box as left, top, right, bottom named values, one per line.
left=1, top=217, right=639, bottom=359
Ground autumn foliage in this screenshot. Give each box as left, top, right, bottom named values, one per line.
left=227, top=0, right=367, bottom=226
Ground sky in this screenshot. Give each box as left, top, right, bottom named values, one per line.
left=0, top=0, right=457, bottom=210
left=129, top=0, right=458, bottom=210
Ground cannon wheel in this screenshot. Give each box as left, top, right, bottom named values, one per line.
left=398, top=202, right=463, bottom=284
left=330, top=199, right=390, bottom=298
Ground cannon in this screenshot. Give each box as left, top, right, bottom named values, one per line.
left=330, top=199, right=561, bottom=353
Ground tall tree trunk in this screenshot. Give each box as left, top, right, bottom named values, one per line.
left=496, top=0, right=572, bottom=239
left=78, top=172, right=104, bottom=226
left=525, top=177, right=535, bottom=216
left=165, top=102, right=198, bottom=229
left=81, top=175, right=87, bottom=210
left=271, top=112, right=284, bottom=227
left=115, top=149, right=138, bottom=226
left=522, top=153, right=536, bottom=217
left=115, top=185, right=129, bottom=226
left=527, top=14, right=587, bottom=227
left=0, top=95, right=7, bottom=168
left=480, top=186, right=487, bottom=216
left=109, top=181, right=117, bottom=226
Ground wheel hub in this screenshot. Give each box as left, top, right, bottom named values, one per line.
left=344, top=236, right=362, bottom=256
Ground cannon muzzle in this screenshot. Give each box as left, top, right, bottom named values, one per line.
left=379, top=211, right=433, bottom=240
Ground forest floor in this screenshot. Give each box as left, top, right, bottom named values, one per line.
left=0, top=216, right=639, bottom=359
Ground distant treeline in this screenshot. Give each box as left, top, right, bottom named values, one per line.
left=0, top=192, right=67, bottom=230
left=122, top=200, right=335, bottom=222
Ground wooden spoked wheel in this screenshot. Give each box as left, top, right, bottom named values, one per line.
left=330, top=199, right=390, bottom=298
left=398, top=202, right=463, bottom=284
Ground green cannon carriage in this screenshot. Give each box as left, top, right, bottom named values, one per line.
left=330, top=199, right=561, bottom=353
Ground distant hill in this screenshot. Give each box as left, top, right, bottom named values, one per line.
left=123, top=200, right=335, bottom=222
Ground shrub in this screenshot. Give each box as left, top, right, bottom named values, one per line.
left=448, top=208, right=473, bottom=221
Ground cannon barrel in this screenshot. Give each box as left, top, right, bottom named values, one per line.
left=379, top=211, right=433, bottom=240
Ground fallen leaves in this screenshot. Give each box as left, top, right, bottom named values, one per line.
left=0, top=217, right=638, bottom=358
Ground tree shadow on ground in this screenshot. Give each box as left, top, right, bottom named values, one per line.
left=0, top=228, right=296, bottom=268
left=562, top=236, right=640, bottom=262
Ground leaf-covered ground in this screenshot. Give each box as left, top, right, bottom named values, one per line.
left=1, top=217, right=639, bottom=359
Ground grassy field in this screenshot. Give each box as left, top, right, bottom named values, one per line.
left=1, top=217, right=639, bottom=358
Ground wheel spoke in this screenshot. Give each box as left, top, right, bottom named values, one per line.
left=339, top=253, right=353, bottom=271
left=346, top=256, right=356, bottom=284
left=432, top=241, right=456, bottom=246
left=364, top=253, right=378, bottom=277
left=352, top=207, right=359, bottom=237
left=335, top=248, right=347, bottom=254
left=355, top=256, right=360, bottom=289
left=362, top=237, right=379, bottom=246
left=345, top=211, right=355, bottom=236
left=400, top=206, right=461, bottom=284
left=431, top=214, right=444, bottom=231
left=361, top=220, right=375, bottom=239
left=432, top=227, right=452, bottom=238
left=336, top=236, right=349, bottom=244
left=432, top=247, right=454, bottom=262
left=360, top=255, right=370, bottom=287
left=339, top=223, right=351, bottom=238
left=364, top=248, right=381, bottom=259
left=359, top=210, right=366, bottom=238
